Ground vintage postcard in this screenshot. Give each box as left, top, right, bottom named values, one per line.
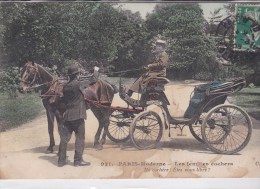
left=0, top=1, right=259, bottom=185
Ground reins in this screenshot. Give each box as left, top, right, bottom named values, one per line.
left=106, top=65, right=175, bottom=75
left=28, top=80, right=56, bottom=90
left=106, top=68, right=143, bottom=75
left=84, top=97, right=143, bottom=112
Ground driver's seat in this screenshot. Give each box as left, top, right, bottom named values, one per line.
left=145, top=77, right=170, bottom=92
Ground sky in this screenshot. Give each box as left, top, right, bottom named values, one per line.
left=117, top=3, right=227, bottom=21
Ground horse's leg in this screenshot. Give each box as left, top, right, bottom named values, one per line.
left=100, top=130, right=106, bottom=146
left=43, top=100, right=55, bottom=153
left=46, top=110, right=55, bottom=153
left=95, top=120, right=104, bottom=150
left=100, top=109, right=111, bottom=146
left=90, top=105, right=104, bottom=150
left=54, top=109, right=64, bottom=156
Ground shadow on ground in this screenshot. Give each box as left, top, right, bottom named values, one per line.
left=106, top=138, right=211, bottom=154
left=20, top=136, right=245, bottom=166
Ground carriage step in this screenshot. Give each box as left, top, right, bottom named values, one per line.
left=171, top=117, right=191, bottom=122
left=177, top=134, right=187, bottom=136
left=117, top=112, right=135, bottom=119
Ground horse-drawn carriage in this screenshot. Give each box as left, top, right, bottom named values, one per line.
left=105, top=74, right=252, bottom=155
left=19, top=63, right=252, bottom=154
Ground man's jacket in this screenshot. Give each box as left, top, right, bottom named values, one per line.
left=62, top=78, right=86, bottom=121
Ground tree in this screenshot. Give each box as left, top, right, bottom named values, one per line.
left=110, top=9, right=150, bottom=76
left=0, top=2, right=150, bottom=76
left=146, top=3, right=218, bottom=80
left=0, top=3, right=99, bottom=68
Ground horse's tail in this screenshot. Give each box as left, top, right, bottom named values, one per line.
left=103, top=80, right=118, bottom=94
left=110, top=83, right=118, bottom=94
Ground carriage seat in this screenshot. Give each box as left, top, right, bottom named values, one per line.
left=146, top=77, right=170, bottom=92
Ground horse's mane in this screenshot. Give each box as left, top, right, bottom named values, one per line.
left=34, top=63, right=56, bottom=79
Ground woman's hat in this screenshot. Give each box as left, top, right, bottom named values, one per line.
left=156, top=39, right=166, bottom=44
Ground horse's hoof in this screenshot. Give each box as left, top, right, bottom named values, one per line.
left=94, top=144, right=103, bottom=151
left=100, top=140, right=106, bottom=145
left=46, top=148, right=53, bottom=154
left=96, top=145, right=103, bottom=151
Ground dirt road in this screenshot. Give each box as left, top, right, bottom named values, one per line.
left=0, top=84, right=259, bottom=179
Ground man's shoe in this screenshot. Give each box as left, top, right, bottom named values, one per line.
left=58, top=161, right=67, bottom=167
left=74, top=161, right=91, bottom=167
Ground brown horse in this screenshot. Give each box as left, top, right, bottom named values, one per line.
left=19, top=61, right=117, bottom=152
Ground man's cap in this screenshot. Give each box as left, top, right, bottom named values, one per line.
left=67, top=65, right=80, bottom=75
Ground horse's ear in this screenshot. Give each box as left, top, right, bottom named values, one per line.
left=32, top=61, right=35, bottom=66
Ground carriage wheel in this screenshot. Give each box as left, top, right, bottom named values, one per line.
left=105, top=110, right=132, bottom=143
left=130, top=111, right=163, bottom=150
left=189, top=113, right=207, bottom=143
left=201, top=104, right=252, bottom=154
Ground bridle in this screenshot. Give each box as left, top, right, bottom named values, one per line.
left=20, top=63, right=55, bottom=89
left=20, top=63, right=41, bottom=85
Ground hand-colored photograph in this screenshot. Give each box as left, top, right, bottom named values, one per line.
left=0, top=1, right=259, bottom=181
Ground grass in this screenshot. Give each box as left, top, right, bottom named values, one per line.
left=231, top=87, right=260, bottom=121
left=0, top=92, right=42, bottom=131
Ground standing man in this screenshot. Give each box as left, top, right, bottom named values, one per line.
left=58, top=64, right=90, bottom=167
left=127, top=39, right=169, bottom=96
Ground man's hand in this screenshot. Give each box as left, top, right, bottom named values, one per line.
left=143, top=66, right=149, bottom=70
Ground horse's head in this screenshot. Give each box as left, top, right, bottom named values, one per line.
left=19, top=61, right=39, bottom=93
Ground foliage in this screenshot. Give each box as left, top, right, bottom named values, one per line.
left=0, top=93, right=42, bottom=131
left=0, top=67, right=20, bottom=98
left=110, top=9, right=150, bottom=76
left=0, top=3, right=150, bottom=75
left=146, top=3, right=217, bottom=79
left=193, top=72, right=214, bottom=81
left=0, top=3, right=98, bottom=67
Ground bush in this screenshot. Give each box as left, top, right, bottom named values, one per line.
left=0, top=67, right=20, bottom=99
left=0, top=93, right=42, bottom=131
left=193, top=72, right=214, bottom=81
